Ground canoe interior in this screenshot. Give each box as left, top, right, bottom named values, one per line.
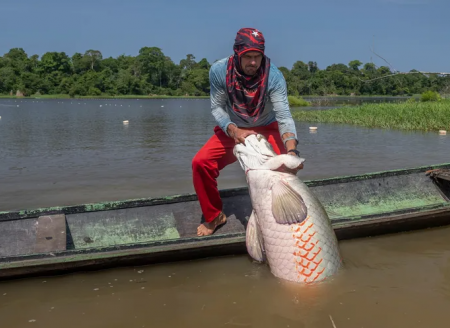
left=1, top=163, right=450, bottom=279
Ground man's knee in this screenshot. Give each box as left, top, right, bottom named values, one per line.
left=192, top=151, right=209, bottom=172
left=192, top=151, right=221, bottom=181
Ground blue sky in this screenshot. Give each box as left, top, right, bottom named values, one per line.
left=1, top=0, right=448, bottom=73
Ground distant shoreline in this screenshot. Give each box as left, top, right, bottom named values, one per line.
left=0, top=94, right=210, bottom=100
left=0, top=94, right=415, bottom=100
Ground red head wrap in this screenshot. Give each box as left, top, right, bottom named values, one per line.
left=226, top=27, right=271, bottom=123
left=233, top=27, right=266, bottom=57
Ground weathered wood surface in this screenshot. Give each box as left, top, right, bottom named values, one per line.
left=0, top=218, right=37, bottom=257
left=34, top=214, right=67, bottom=253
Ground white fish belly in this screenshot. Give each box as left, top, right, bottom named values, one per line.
left=247, top=171, right=342, bottom=283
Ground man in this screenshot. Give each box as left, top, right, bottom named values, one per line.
left=192, top=27, right=301, bottom=236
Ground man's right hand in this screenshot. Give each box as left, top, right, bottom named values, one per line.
left=227, top=124, right=257, bottom=144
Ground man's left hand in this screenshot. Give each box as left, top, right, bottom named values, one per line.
left=287, top=149, right=301, bottom=157
left=284, top=136, right=298, bottom=156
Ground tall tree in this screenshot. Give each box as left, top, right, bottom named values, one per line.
left=83, top=50, right=103, bottom=71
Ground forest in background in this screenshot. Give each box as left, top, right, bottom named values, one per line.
left=1, top=47, right=449, bottom=98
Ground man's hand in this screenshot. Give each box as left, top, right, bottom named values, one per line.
left=227, top=124, right=257, bottom=144
left=284, top=138, right=299, bottom=157
left=284, top=137, right=304, bottom=168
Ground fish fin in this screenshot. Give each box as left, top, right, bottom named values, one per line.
left=246, top=210, right=265, bottom=262
left=272, top=180, right=308, bottom=225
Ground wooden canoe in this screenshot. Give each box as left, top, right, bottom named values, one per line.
left=1, top=163, right=450, bottom=280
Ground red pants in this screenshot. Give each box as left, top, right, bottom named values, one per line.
left=192, top=121, right=286, bottom=222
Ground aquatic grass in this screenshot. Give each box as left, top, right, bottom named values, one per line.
left=288, top=96, right=311, bottom=107
left=32, top=94, right=72, bottom=99
left=420, top=90, right=442, bottom=102
left=292, top=99, right=450, bottom=131
left=0, top=94, right=71, bottom=99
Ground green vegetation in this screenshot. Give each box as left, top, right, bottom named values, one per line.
left=292, top=98, right=450, bottom=132
left=288, top=96, right=311, bottom=107
left=420, top=90, right=442, bottom=102
left=14, top=94, right=209, bottom=99
left=0, top=48, right=210, bottom=98
left=1, top=47, right=449, bottom=98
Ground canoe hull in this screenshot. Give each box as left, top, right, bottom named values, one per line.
left=1, top=163, right=450, bottom=280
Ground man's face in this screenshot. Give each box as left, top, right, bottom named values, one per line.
left=240, top=51, right=263, bottom=76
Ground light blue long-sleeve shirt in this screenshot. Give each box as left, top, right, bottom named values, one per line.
left=209, top=57, right=298, bottom=146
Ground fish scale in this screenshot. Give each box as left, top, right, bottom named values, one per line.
left=249, top=170, right=342, bottom=283
left=234, top=134, right=342, bottom=284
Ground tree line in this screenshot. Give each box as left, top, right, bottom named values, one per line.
left=1, top=47, right=448, bottom=97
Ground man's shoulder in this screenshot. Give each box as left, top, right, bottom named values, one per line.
left=268, top=61, right=285, bottom=83
left=209, top=57, right=229, bottom=88
left=210, top=57, right=230, bottom=73
left=209, top=56, right=283, bottom=75
left=209, top=57, right=286, bottom=88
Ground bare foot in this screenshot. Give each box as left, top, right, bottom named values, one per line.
left=197, top=212, right=227, bottom=236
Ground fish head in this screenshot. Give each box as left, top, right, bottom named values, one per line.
left=233, top=134, right=277, bottom=171
left=233, top=134, right=305, bottom=175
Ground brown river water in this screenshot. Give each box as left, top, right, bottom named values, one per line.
left=0, top=98, right=450, bottom=327
left=0, top=98, right=448, bottom=212
left=1, top=225, right=450, bottom=328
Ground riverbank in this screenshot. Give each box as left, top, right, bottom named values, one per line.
left=0, top=94, right=414, bottom=100
left=0, top=94, right=315, bottom=108
left=292, top=100, right=450, bottom=132
left=0, top=94, right=209, bottom=99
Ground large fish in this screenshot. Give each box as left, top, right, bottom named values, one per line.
left=233, top=134, right=342, bottom=284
